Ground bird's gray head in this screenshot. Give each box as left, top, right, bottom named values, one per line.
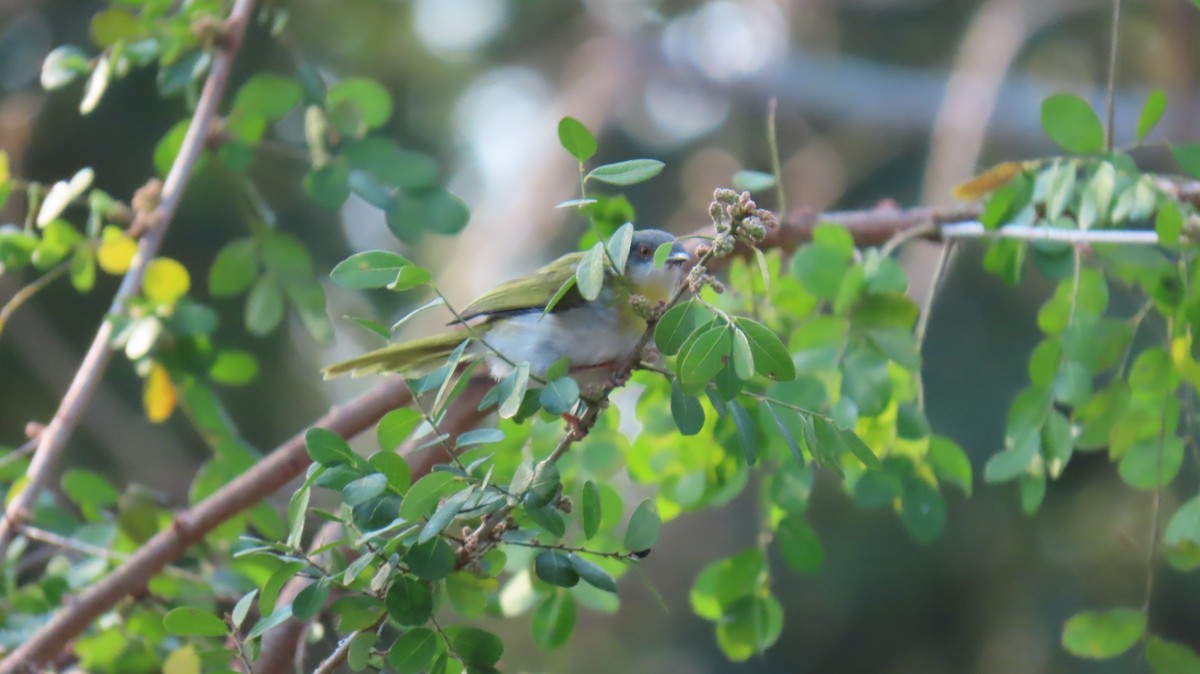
left=624, top=228, right=689, bottom=297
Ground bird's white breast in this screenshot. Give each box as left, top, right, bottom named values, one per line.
left=481, top=291, right=643, bottom=379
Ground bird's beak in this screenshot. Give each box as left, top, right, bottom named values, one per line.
left=665, top=248, right=690, bottom=267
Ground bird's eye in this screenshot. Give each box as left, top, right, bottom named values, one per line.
left=639, top=245, right=652, bottom=258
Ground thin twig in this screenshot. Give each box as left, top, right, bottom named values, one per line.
left=0, top=261, right=71, bottom=339
left=1105, top=0, right=1123, bottom=152
left=20, top=525, right=206, bottom=583
left=0, top=0, right=260, bottom=562
left=767, top=97, right=786, bottom=215
left=914, top=241, right=956, bottom=410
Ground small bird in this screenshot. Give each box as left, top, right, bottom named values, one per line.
left=322, top=229, right=690, bottom=383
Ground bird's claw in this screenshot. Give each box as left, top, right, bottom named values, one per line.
left=561, top=413, right=588, bottom=441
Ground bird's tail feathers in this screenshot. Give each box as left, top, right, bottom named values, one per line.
left=322, top=333, right=473, bottom=379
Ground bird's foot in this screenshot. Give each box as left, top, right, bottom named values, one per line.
left=641, top=345, right=663, bottom=365
left=561, top=413, right=589, bottom=441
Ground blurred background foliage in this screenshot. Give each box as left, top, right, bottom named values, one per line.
left=2, top=0, right=1200, bottom=672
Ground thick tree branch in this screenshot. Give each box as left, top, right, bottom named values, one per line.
left=0, top=0, right=259, bottom=559
left=0, top=379, right=412, bottom=674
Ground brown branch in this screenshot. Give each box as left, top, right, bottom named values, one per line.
left=0, top=379, right=412, bottom=673
left=0, top=0, right=259, bottom=559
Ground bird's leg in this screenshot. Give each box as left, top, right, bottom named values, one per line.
left=560, top=413, right=588, bottom=441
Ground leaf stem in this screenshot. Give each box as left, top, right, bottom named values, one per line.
left=0, top=260, right=71, bottom=340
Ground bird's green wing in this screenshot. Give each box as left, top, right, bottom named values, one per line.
left=458, top=251, right=587, bottom=321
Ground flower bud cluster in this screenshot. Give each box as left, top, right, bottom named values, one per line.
left=629, top=294, right=669, bottom=321
left=686, top=264, right=725, bottom=294
left=707, top=187, right=780, bottom=255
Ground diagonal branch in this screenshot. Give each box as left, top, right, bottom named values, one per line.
left=0, top=379, right=413, bottom=674
left=0, top=0, right=259, bottom=559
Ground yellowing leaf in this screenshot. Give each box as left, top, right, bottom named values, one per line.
left=162, top=645, right=201, bottom=674
left=952, top=162, right=1024, bottom=201
left=143, top=257, right=190, bottom=304
left=143, top=363, right=176, bottom=423
left=0, top=151, right=9, bottom=184
left=96, top=227, right=137, bottom=274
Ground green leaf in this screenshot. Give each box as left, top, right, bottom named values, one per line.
left=41, top=45, right=90, bottom=90
left=840, top=344, right=892, bottom=417
left=730, top=328, right=755, bottom=380
left=928, top=436, right=972, bottom=497
left=727, top=399, right=760, bottom=464
left=1156, top=200, right=1183, bottom=246
left=327, top=77, right=393, bottom=131
left=900, top=477, right=947, bottom=543
left=586, top=159, right=665, bottom=186
left=655, top=302, right=710, bottom=356
left=330, top=596, right=385, bottom=632
left=539, top=377, right=580, bottom=415
left=1145, top=636, right=1200, bottom=674
left=624, top=498, right=661, bottom=552
left=247, top=605, right=293, bottom=640
left=351, top=495, right=401, bottom=532
left=420, top=484, right=475, bottom=543
left=368, top=452, right=411, bottom=494
left=399, top=472, right=457, bottom=520
left=581, top=480, right=601, bottom=541
left=62, top=469, right=118, bottom=510
left=286, top=487, right=309, bottom=548
left=1165, top=496, right=1200, bottom=547
left=245, top=275, right=285, bottom=336
left=716, top=595, right=784, bottom=662
left=79, top=56, right=109, bottom=114
left=1137, top=90, right=1167, bottom=142
left=607, top=222, right=634, bottom=274
left=207, top=238, right=257, bottom=298
left=1062, top=608, right=1147, bottom=660
left=304, top=160, right=351, bottom=209
left=677, top=326, right=732, bottom=387
left=306, top=427, right=355, bottom=466
left=342, top=473, right=388, bottom=506
left=209, top=350, right=259, bottom=386
left=292, top=581, right=330, bottom=622
left=776, top=514, right=823, bottom=572
left=447, top=626, right=503, bottom=668
left=534, top=550, right=579, bottom=588
left=331, top=251, right=425, bottom=290
left=735, top=318, right=796, bottom=380
left=404, top=537, right=456, bottom=581
left=532, top=592, right=577, bottom=651
left=1040, top=93, right=1105, bottom=154
left=387, top=576, right=434, bottom=626
left=1172, top=144, right=1200, bottom=181
left=163, top=607, right=228, bottom=637
left=387, top=187, right=471, bottom=240
left=376, top=408, right=422, bottom=452
left=348, top=632, right=378, bottom=672
left=690, top=548, right=765, bottom=620
left=457, top=428, right=505, bottom=447
left=234, top=74, right=301, bottom=121
left=90, top=9, right=138, bottom=47
left=575, top=242, right=606, bottom=301
left=568, top=553, right=617, bottom=593
left=388, top=628, right=438, bottom=674
left=732, top=170, right=776, bottom=193
left=669, top=380, right=705, bottom=436
left=231, top=590, right=257, bottom=630
left=498, top=362, right=530, bottom=419
left=653, top=241, right=676, bottom=269
left=557, top=116, right=596, bottom=162
left=343, top=138, right=438, bottom=189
